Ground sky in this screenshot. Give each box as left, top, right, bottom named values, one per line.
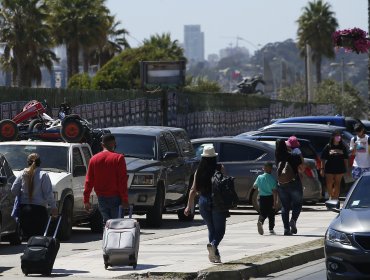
left=106, top=0, right=368, bottom=57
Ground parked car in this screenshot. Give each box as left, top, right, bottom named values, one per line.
left=108, top=126, right=198, bottom=227
left=272, top=115, right=361, bottom=134
left=325, top=172, right=370, bottom=279
left=0, top=141, right=100, bottom=240
left=0, top=154, right=21, bottom=245
left=240, top=123, right=353, bottom=155
left=191, top=137, right=322, bottom=212
left=239, top=125, right=354, bottom=195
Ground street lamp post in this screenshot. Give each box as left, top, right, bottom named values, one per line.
left=330, top=57, right=355, bottom=116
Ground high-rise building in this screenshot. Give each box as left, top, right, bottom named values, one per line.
left=184, top=25, right=204, bottom=64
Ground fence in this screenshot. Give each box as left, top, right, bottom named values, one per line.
left=0, top=90, right=335, bottom=138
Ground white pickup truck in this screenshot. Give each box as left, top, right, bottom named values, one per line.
left=0, top=140, right=101, bottom=240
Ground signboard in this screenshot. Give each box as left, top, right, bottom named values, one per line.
left=140, top=61, right=186, bottom=89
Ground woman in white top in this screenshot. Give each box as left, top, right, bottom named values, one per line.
left=11, top=153, right=58, bottom=238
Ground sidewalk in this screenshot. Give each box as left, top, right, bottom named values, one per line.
left=2, top=208, right=335, bottom=280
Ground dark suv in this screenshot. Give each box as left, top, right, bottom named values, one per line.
left=0, top=153, right=21, bottom=245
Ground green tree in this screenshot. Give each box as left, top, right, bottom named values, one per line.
left=278, top=82, right=306, bottom=102
left=315, top=79, right=367, bottom=118
left=92, top=33, right=185, bottom=90
left=67, top=73, right=91, bottom=89
left=297, top=0, right=338, bottom=83
left=48, top=0, right=111, bottom=80
left=0, top=0, right=58, bottom=87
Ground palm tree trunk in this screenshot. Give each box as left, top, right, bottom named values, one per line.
left=67, top=44, right=73, bottom=81
left=82, top=48, right=89, bottom=73
left=315, top=56, right=322, bottom=84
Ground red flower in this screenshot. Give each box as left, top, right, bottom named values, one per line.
left=332, top=28, right=370, bottom=54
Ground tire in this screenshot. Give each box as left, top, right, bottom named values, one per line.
left=90, top=208, right=103, bottom=233
left=28, top=119, right=43, bottom=132
left=58, top=199, right=73, bottom=241
left=8, top=222, right=22, bottom=245
left=61, top=118, right=84, bottom=143
left=146, top=185, right=164, bottom=227
left=0, top=119, right=18, bottom=141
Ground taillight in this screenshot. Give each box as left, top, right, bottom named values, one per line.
left=315, top=157, right=321, bottom=170
left=304, top=167, right=314, bottom=178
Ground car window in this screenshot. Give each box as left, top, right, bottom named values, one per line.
left=298, top=142, right=317, bottom=159
left=220, top=143, right=266, bottom=161
left=172, top=130, right=194, bottom=157
left=114, top=134, right=157, bottom=160
left=82, top=147, right=92, bottom=165
left=164, top=132, right=178, bottom=154
left=73, top=148, right=84, bottom=167
left=192, top=142, right=215, bottom=159
left=346, top=176, right=370, bottom=209
left=0, top=145, right=68, bottom=172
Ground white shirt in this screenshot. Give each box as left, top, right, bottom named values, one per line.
left=350, top=135, right=370, bottom=168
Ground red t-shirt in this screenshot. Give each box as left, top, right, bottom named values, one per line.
left=83, top=150, right=128, bottom=204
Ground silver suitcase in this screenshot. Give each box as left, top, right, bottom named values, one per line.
left=102, top=206, right=140, bottom=269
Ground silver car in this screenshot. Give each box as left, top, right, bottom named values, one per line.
left=325, top=173, right=370, bottom=279
left=191, top=137, right=322, bottom=212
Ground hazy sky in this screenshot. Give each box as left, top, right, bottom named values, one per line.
left=106, top=0, right=367, bottom=57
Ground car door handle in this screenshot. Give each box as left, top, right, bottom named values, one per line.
left=250, top=169, right=263, bottom=174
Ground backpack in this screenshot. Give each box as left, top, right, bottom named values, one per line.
left=277, top=161, right=295, bottom=184
left=211, top=171, right=238, bottom=211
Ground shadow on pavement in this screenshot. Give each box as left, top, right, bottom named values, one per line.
left=0, top=267, right=13, bottom=274
left=0, top=243, right=25, bottom=255
left=52, top=268, right=90, bottom=277
left=107, top=264, right=164, bottom=271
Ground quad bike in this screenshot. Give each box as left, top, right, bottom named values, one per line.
left=0, top=100, right=92, bottom=143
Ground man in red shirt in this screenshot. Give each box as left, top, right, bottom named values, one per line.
left=84, top=134, right=128, bottom=226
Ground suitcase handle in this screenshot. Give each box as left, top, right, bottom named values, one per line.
left=44, top=215, right=62, bottom=238
left=118, top=205, right=133, bottom=218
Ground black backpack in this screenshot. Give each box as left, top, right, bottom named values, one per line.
left=277, top=161, right=296, bottom=184
left=211, top=171, right=238, bottom=211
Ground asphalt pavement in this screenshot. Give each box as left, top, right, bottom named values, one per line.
left=0, top=204, right=335, bottom=280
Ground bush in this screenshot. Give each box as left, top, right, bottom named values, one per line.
left=67, top=73, right=91, bottom=90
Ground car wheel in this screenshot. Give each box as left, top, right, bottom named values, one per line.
left=58, top=199, right=73, bottom=241
left=146, top=185, right=164, bottom=227
left=61, top=118, right=84, bottom=143
left=90, top=208, right=103, bottom=233
left=0, top=119, right=18, bottom=141
left=8, top=222, right=22, bottom=245
left=28, top=119, right=43, bottom=132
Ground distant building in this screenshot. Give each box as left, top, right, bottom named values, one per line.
left=184, top=25, right=205, bottom=64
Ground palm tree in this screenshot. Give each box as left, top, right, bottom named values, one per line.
left=297, top=0, right=338, bottom=83
left=143, top=33, right=185, bottom=59
left=48, top=0, right=111, bottom=80
left=0, top=0, right=58, bottom=87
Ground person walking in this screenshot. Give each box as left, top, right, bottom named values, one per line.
left=11, top=153, right=58, bottom=239
left=84, top=134, right=128, bottom=227
left=275, top=139, right=303, bottom=236
left=253, top=162, right=278, bottom=235
left=350, top=123, right=370, bottom=180
left=320, top=131, right=349, bottom=200
left=184, top=145, right=227, bottom=263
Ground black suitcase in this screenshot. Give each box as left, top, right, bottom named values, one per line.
left=21, top=216, right=62, bottom=276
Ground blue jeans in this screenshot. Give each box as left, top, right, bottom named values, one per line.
left=97, top=196, right=121, bottom=225
left=198, top=195, right=227, bottom=248
left=277, top=180, right=303, bottom=231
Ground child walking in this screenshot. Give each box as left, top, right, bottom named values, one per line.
left=253, top=162, right=278, bottom=235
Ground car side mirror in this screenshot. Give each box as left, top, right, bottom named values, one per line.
left=163, top=151, right=178, bottom=160
left=325, top=199, right=341, bottom=213
left=73, top=165, right=86, bottom=177
left=0, top=176, right=7, bottom=186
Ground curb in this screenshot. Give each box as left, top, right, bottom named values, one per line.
left=128, top=238, right=324, bottom=280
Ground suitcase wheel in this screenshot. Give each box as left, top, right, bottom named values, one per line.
left=133, top=263, right=137, bottom=269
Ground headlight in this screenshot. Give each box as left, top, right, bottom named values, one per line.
left=326, top=228, right=352, bottom=245
left=132, top=174, right=154, bottom=186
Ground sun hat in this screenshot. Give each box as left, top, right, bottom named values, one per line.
left=201, top=145, right=218, bottom=157
left=285, top=136, right=300, bottom=148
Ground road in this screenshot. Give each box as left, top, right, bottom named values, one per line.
left=0, top=204, right=331, bottom=279
left=254, top=259, right=326, bottom=280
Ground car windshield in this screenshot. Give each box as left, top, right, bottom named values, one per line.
left=346, top=176, right=370, bottom=209
left=114, top=134, right=157, bottom=160
left=0, top=145, right=68, bottom=172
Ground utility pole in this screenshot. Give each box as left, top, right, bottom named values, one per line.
left=306, top=44, right=313, bottom=103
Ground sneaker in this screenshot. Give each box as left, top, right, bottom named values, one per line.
left=290, top=219, right=297, bottom=234
left=269, top=230, right=276, bottom=235
left=284, top=229, right=292, bottom=236
left=213, top=254, right=222, bottom=263
left=207, top=243, right=217, bottom=262
left=257, top=221, right=264, bottom=235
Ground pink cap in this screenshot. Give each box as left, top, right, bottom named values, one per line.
left=285, top=136, right=300, bottom=148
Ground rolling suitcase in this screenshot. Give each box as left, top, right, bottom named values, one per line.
left=21, top=216, right=62, bottom=276
left=102, top=205, right=140, bottom=269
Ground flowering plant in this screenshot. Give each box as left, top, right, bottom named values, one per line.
left=332, top=28, right=370, bottom=54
